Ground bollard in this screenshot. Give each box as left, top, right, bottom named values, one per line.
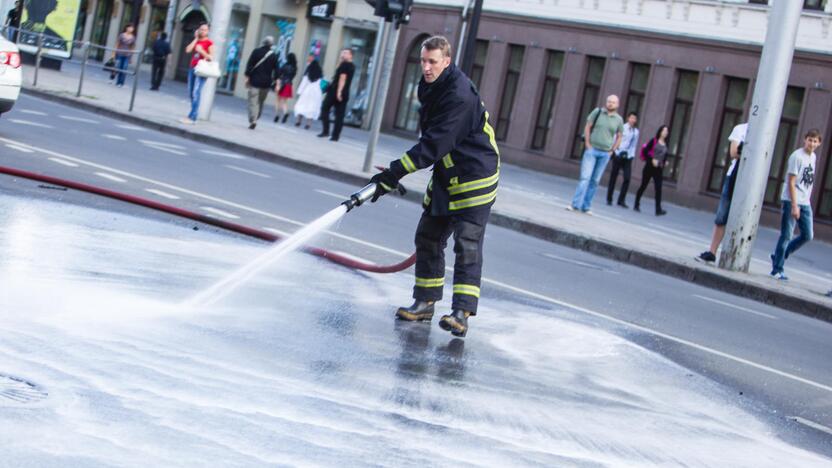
left=129, top=52, right=140, bottom=112
left=77, top=42, right=90, bottom=98
left=33, top=33, right=43, bottom=87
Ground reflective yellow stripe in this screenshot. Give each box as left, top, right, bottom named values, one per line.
left=380, top=182, right=394, bottom=192
left=415, top=277, right=445, bottom=288
left=424, top=193, right=431, bottom=206
left=449, top=187, right=498, bottom=211
left=483, top=111, right=500, bottom=156
left=400, top=153, right=417, bottom=173
left=442, top=153, right=454, bottom=169
left=447, top=171, right=499, bottom=196
left=453, top=284, right=480, bottom=298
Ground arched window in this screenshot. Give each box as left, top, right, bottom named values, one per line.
left=394, top=36, right=428, bottom=133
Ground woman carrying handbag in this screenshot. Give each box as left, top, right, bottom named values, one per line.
left=634, top=125, right=669, bottom=216
left=181, top=23, right=216, bottom=125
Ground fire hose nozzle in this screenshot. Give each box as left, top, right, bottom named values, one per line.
left=342, top=183, right=378, bottom=212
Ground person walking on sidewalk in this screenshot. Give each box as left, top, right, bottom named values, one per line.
left=318, top=48, right=355, bottom=142
left=243, top=36, right=277, bottom=130
left=634, top=125, right=669, bottom=216
left=607, top=112, right=639, bottom=208
left=150, top=32, right=172, bottom=91
left=366, top=36, right=500, bottom=338
left=770, top=129, right=822, bottom=280
left=274, top=53, right=298, bottom=123
left=114, top=24, right=136, bottom=88
left=696, top=122, right=747, bottom=264
left=293, top=58, right=323, bottom=130
left=181, top=23, right=214, bottom=125
left=568, top=95, right=624, bottom=215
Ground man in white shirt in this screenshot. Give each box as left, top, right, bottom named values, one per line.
left=696, top=122, right=747, bottom=263
left=607, top=112, right=640, bottom=208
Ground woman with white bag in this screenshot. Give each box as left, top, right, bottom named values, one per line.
left=292, top=57, right=323, bottom=130
left=181, top=23, right=216, bottom=125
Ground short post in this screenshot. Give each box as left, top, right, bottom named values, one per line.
left=129, top=51, right=140, bottom=112
left=77, top=42, right=90, bottom=97
left=362, top=23, right=400, bottom=173
left=33, top=33, right=44, bottom=87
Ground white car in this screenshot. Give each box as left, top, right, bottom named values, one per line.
left=0, top=35, right=21, bottom=116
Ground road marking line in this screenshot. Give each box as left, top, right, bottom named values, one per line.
left=5, top=136, right=830, bottom=394
left=262, top=227, right=289, bottom=237
left=314, top=189, right=348, bottom=200
left=200, top=149, right=245, bottom=160
left=141, top=144, right=187, bottom=156
left=225, top=165, right=271, bottom=178
left=789, top=416, right=832, bottom=436
left=201, top=207, right=239, bottom=219
left=48, top=157, right=79, bottom=167
left=8, top=119, right=53, bottom=128
left=94, top=172, right=127, bottom=183
left=138, top=139, right=186, bottom=150
left=115, top=124, right=146, bottom=131
left=59, top=115, right=99, bottom=124
left=145, top=188, right=180, bottom=200
left=693, top=294, right=777, bottom=320
left=19, top=109, right=47, bottom=116
left=102, top=134, right=127, bottom=141
left=541, top=252, right=620, bottom=274
left=5, top=144, right=34, bottom=153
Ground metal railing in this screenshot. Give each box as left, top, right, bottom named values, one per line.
left=2, top=25, right=146, bottom=112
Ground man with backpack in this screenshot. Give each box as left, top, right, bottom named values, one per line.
left=568, top=95, right=624, bottom=215
left=244, top=36, right=278, bottom=130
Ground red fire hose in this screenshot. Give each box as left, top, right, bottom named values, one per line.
left=0, top=166, right=416, bottom=274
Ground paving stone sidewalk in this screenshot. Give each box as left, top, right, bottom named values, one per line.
left=16, top=61, right=832, bottom=319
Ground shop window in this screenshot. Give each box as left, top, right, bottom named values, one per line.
left=571, top=56, right=606, bottom=158
left=495, top=45, right=525, bottom=141
left=707, top=77, right=750, bottom=192
left=803, top=0, right=827, bottom=11
left=530, top=50, right=564, bottom=150
left=664, top=70, right=699, bottom=181
left=764, top=87, right=806, bottom=205
left=470, top=40, right=488, bottom=90
left=624, top=63, right=650, bottom=119
left=394, top=36, right=428, bottom=132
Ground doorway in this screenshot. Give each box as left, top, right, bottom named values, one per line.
left=175, top=10, right=206, bottom=81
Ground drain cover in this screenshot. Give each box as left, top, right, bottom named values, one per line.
left=0, top=374, right=48, bottom=405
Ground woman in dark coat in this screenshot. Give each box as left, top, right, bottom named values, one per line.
left=635, top=125, right=669, bottom=216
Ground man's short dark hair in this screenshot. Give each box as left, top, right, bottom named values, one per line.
left=627, top=112, right=638, bottom=118
left=421, top=36, right=451, bottom=58
left=805, top=128, right=822, bottom=142
left=160, top=32, right=167, bottom=40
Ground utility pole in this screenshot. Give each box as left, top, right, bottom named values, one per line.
left=197, top=0, right=232, bottom=121
left=361, top=18, right=387, bottom=131
left=362, top=22, right=399, bottom=172
left=459, top=0, right=483, bottom=75
left=719, top=0, right=803, bottom=272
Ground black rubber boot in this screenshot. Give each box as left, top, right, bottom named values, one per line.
left=396, top=301, right=435, bottom=322
left=439, top=309, right=471, bottom=337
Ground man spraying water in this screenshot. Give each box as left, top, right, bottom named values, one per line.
left=367, top=36, right=500, bottom=338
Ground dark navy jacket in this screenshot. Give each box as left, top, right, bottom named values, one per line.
left=388, top=64, right=500, bottom=216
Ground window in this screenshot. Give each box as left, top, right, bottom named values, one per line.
left=817, top=143, right=832, bottom=219
left=764, top=87, right=805, bottom=205
left=707, top=77, right=750, bottom=192
left=470, top=40, right=489, bottom=90
left=530, top=50, right=565, bottom=150
left=804, top=0, right=827, bottom=11
left=624, top=63, right=650, bottom=119
left=495, top=45, right=525, bottom=141
left=571, top=56, right=606, bottom=158
left=394, top=36, right=428, bottom=132
left=664, top=70, right=699, bottom=181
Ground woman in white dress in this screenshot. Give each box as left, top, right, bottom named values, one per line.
left=293, top=58, right=324, bottom=130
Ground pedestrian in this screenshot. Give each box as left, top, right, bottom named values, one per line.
left=318, top=48, right=355, bottom=142
left=634, top=125, right=669, bottom=216
left=114, top=24, right=136, bottom=88
left=293, top=57, right=323, bottom=129
left=607, top=112, right=639, bottom=208
left=181, top=23, right=214, bottom=125
left=5, top=0, right=20, bottom=41
left=243, top=35, right=277, bottom=130
left=367, top=36, right=500, bottom=338
left=770, top=129, right=822, bottom=280
left=568, top=95, right=624, bottom=214
left=274, top=53, right=297, bottom=123
left=150, top=31, right=171, bottom=91
left=696, top=122, right=747, bottom=264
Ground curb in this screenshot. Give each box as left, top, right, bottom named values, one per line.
left=22, top=87, right=832, bottom=322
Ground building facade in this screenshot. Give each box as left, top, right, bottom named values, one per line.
left=383, top=0, right=832, bottom=239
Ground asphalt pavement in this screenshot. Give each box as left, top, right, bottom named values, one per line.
left=0, top=94, right=830, bottom=461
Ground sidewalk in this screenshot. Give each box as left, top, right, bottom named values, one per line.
left=17, top=62, right=832, bottom=320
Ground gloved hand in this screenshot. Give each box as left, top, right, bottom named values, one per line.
left=369, top=169, right=402, bottom=202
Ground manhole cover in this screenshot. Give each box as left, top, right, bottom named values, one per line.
left=0, top=374, right=48, bottom=405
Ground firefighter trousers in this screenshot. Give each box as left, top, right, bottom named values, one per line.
left=412, top=208, right=490, bottom=314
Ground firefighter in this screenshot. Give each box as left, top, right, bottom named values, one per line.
left=369, top=36, right=500, bottom=338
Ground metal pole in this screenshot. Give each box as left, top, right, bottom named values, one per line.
left=77, top=42, right=90, bottom=97
left=129, top=51, right=140, bottom=112
left=459, top=0, right=483, bottom=76
left=361, top=18, right=387, bottom=131
left=719, top=0, right=803, bottom=272
left=33, top=33, right=43, bottom=87
left=164, top=0, right=179, bottom=39
left=362, top=23, right=400, bottom=173
left=197, top=0, right=232, bottom=121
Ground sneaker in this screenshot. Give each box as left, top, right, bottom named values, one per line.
left=439, top=309, right=472, bottom=337
left=696, top=251, right=716, bottom=263
left=583, top=210, right=593, bottom=216
left=565, top=205, right=577, bottom=212
left=656, top=209, right=668, bottom=216
left=617, top=201, right=629, bottom=209
left=248, top=123, right=256, bottom=130
left=395, top=301, right=435, bottom=322
left=179, top=117, right=195, bottom=125
left=316, top=132, right=329, bottom=138
left=770, top=271, right=789, bottom=281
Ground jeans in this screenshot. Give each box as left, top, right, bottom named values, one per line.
left=607, top=155, right=632, bottom=204
left=771, top=201, right=813, bottom=274
left=714, top=175, right=733, bottom=226
left=187, top=68, right=206, bottom=121
left=115, top=55, right=129, bottom=86
left=571, top=147, right=611, bottom=211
